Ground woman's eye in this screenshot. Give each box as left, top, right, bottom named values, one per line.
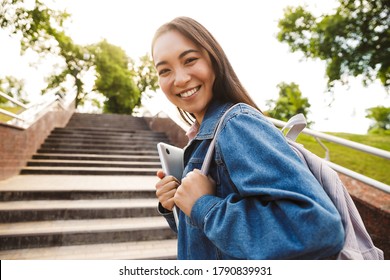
left=185, top=57, right=198, bottom=64
left=158, top=69, right=170, bottom=76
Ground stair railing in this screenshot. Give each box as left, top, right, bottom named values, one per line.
left=0, top=89, right=76, bottom=129
left=140, top=92, right=390, bottom=194
left=269, top=117, right=390, bottom=194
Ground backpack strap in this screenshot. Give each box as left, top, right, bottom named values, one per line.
left=201, top=104, right=239, bottom=175
left=281, top=113, right=307, bottom=141
left=201, top=105, right=305, bottom=174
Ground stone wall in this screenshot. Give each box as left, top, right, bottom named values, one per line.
left=144, top=116, right=188, bottom=148
left=0, top=103, right=75, bottom=180
left=338, top=174, right=389, bottom=259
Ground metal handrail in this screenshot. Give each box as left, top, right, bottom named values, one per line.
left=270, top=118, right=390, bottom=160
left=140, top=93, right=390, bottom=194
left=0, top=89, right=76, bottom=129
left=268, top=117, right=390, bottom=194
left=0, top=91, right=28, bottom=109
left=0, top=108, right=25, bottom=120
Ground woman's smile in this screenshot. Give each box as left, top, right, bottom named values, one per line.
left=177, top=86, right=201, bottom=98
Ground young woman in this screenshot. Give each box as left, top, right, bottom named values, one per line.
left=152, top=16, right=344, bottom=260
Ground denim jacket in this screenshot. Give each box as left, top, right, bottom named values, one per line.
left=160, top=100, right=344, bottom=259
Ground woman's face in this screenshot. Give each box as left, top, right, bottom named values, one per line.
left=153, top=30, right=215, bottom=124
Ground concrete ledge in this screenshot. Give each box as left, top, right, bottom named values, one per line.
left=0, top=103, right=75, bottom=180
left=339, top=174, right=389, bottom=259
left=144, top=116, right=188, bottom=148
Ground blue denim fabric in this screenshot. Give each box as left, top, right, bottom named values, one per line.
left=163, top=100, right=344, bottom=259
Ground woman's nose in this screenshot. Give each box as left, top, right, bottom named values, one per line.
left=174, top=69, right=190, bottom=87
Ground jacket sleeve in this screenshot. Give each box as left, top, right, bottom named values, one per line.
left=190, top=109, right=345, bottom=259
left=158, top=203, right=177, bottom=233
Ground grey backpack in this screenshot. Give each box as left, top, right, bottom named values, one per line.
left=201, top=104, right=384, bottom=260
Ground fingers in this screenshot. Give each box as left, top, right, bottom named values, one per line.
left=156, top=179, right=179, bottom=197
left=155, top=173, right=180, bottom=212
left=174, top=169, right=217, bottom=217
left=156, top=169, right=165, bottom=179
left=158, top=188, right=177, bottom=211
left=156, top=175, right=180, bottom=189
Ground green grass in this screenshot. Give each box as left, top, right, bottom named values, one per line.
left=296, top=132, right=390, bottom=185
left=0, top=106, right=23, bottom=122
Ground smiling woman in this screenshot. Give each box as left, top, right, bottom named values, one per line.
left=152, top=16, right=345, bottom=260
left=152, top=30, right=215, bottom=124
left=151, top=17, right=259, bottom=125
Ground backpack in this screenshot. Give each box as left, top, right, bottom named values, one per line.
left=200, top=104, right=384, bottom=260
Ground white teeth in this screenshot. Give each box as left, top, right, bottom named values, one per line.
left=179, top=87, right=199, bottom=98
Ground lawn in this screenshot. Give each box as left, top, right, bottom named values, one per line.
left=0, top=106, right=23, bottom=122
left=296, top=132, right=390, bottom=185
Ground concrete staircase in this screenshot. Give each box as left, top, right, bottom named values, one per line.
left=0, top=113, right=178, bottom=259
left=21, top=113, right=164, bottom=175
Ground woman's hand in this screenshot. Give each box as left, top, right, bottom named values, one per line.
left=174, top=169, right=216, bottom=217
left=155, top=169, right=180, bottom=211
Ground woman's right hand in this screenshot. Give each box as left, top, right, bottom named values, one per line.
left=155, top=169, right=180, bottom=211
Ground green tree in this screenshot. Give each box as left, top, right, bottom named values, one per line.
left=366, top=106, right=390, bottom=134
left=43, top=33, right=93, bottom=108
left=91, top=40, right=140, bottom=114
left=0, top=76, right=27, bottom=104
left=277, top=0, right=390, bottom=91
left=1, top=0, right=158, bottom=113
left=132, top=54, right=159, bottom=96
left=266, top=82, right=312, bottom=125
left=1, top=0, right=92, bottom=107
left=0, top=0, right=70, bottom=54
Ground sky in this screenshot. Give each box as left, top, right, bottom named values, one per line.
left=0, top=0, right=389, bottom=133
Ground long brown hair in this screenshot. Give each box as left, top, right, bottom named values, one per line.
left=152, top=17, right=260, bottom=125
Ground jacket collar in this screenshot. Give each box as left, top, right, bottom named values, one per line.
left=194, top=99, right=232, bottom=140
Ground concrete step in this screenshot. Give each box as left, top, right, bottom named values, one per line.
left=66, top=114, right=150, bottom=129
left=65, top=121, right=149, bottom=130
left=0, top=239, right=177, bottom=260
left=44, top=138, right=166, bottom=146
left=40, top=143, right=158, bottom=151
left=48, top=131, right=167, bottom=141
left=64, top=124, right=151, bottom=131
left=53, top=127, right=165, bottom=136
left=0, top=198, right=159, bottom=222
left=0, top=175, right=157, bottom=200
left=32, top=153, right=160, bottom=162
left=0, top=189, right=156, bottom=201
left=52, top=127, right=165, bottom=136
left=20, top=166, right=157, bottom=176
left=48, top=134, right=163, bottom=144
left=0, top=216, right=176, bottom=250
left=36, top=148, right=159, bottom=156
left=26, top=159, right=161, bottom=169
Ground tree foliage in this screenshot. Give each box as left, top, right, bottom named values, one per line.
left=132, top=54, right=159, bottom=95
left=0, top=76, right=27, bottom=104
left=277, top=0, right=390, bottom=91
left=266, top=82, right=312, bottom=125
left=43, top=34, right=93, bottom=107
left=1, top=0, right=159, bottom=113
left=1, top=0, right=92, bottom=107
left=366, top=106, right=390, bottom=134
left=91, top=40, right=140, bottom=114
left=0, top=0, right=70, bottom=54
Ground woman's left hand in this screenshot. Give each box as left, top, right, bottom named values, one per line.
left=174, top=169, right=216, bottom=217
